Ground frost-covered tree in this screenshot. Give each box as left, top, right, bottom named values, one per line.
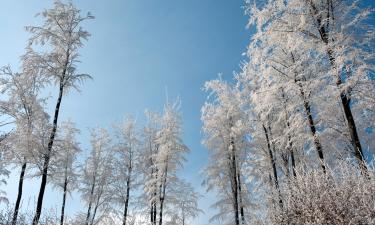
left=202, top=79, right=251, bottom=225
left=111, top=116, right=140, bottom=225
left=139, top=110, right=160, bottom=225
left=154, top=101, right=189, bottom=225
left=80, top=128, right=113, bottom=225
left=298, top=0, right=374, bottom=172
left=166, top=179, right=203, bottom=225
left=22, top=1, right=93, bottom=223
left=49, top=120, right=81, bottom=225
left=140, top=101, right=190, bottom=225
left=0, top=66, right=48, bottom=225
left=246, top=0, right=374, bottom=173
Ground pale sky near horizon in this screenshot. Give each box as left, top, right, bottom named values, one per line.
left=0, top=1, right=250, bottom=224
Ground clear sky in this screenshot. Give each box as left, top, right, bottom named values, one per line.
left=0, top=0, right=250, bottom=224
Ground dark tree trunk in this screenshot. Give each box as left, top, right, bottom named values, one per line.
left=263, top=124, right=279, bottom=190
left=291, top=148, right=297, bottom=177
left=85, top=175, right=96, bottom=225
left=150, top=191, right=157, bottom=225
left=158, top=163, right=168, bottom=225
left=150, top=203, right=153, bottom=224
left=12, top=162, right=27, bottom=225
left=122, top=149, right=133, bottom=225
left=158, top=196, right=164, bottom=225
left=263, top=124, right=283, bottom=208
left=32, top=82, right=64, bottom=225
left=237, top=172, right=245, bottom=225
left=229, top=138, right=240, bottom=225
left=152, top=181, right=157, bottom=225
left=60, top=174, right=68, bottom=225
left=152, top=200, right=157, bottom=225
left=301, top=88, right=326, bottom=173
left=90, top=196, right=100, bottom=225
left=122, top=176, right=131, bottom=225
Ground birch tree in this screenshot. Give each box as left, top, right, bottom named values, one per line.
left=80, top=128, right=113, bottom=225
left=167, top=179, right=203, bottom=225
left=155, top=101, right=189, bottom=225
left=140, top=111, right=160, bottom=225
left=50, top=120, right=81, bottom=225
left=112, top=116, right=140, bottom=225
left=202, top=79, right=250, bottom=225
left=0, top=66, right=48, bottom=225
left=22, top=1, right=93, bottom=223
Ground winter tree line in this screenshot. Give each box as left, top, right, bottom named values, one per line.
left=0, top=0, right=374, bottom=225
left=201, top=0, right=374, bottom=224
left=0, top=1, right=201, bottom=225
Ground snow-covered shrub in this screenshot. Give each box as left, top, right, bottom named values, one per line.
left=267, top=162, right=375, bottom=225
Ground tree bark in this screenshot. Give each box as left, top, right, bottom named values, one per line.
left=85, top=174, right=96, bottom=225
left=229, top=138, right=240, bottom=225
left=237, top=172, right=245, bottom=225
left=263, top=124, right=283, bottom=208
left=122, top=173, right=131, bottom=225
left=60, top=174, right=68, bottom=225
left=158, top=162, right=168, bottom=225
left=301, top=88, right=326, bottom=173
left=90, top=195, right=101, bottom=225
left=32, top=82, right=64, bottom=225
left=263, top=124, right=279, bottom=190
left=158, top=196, right=164, bottom=225
left=151, top=165, right=157, bottom=225
left=12, top=162, right=27, bottom=225
left=291, top=148, right=297, bottom=177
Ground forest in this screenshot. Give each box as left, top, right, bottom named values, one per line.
left=0, top=0, right=374, bottom=225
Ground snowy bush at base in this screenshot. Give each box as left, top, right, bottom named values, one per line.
left=266, top=162, right=375, bottom=225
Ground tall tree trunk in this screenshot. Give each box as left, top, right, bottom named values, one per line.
left=308, top=0, right=367, bottom=173
left=32, top=82, right=64, bottom=225
left=300, top=87, right=326, bottom=173
left=153, top=197, right=157, bottom=225
left=237, top=172, right=245, bottom=225
left=263, top=124, right=279, bottom=190
left=152, top=167, right=158, bottom=225
left=90, top=195, right=100, bottom=225
left=229, top=138, right=240, bottom=225
left=85, top=174, right=96, bottom=225
left=291, top=148, right=297, bottom=177
left=158, top=163, right=168, bottom=225
left=12, top=162, right=27, bottom=225
left=158, top=196, right=164, bottom=225
left=263, top=124, right=283, bottom=208
left=122, top=149, right=132, bottom=225
left=60, top=174, right=68, bottom=225
left=122, top=176, right=131, bottom=225
left=150, top=202, right=154, bottom=225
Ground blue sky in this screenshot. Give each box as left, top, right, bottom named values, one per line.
left=0, top=0, right=250, bottom=224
